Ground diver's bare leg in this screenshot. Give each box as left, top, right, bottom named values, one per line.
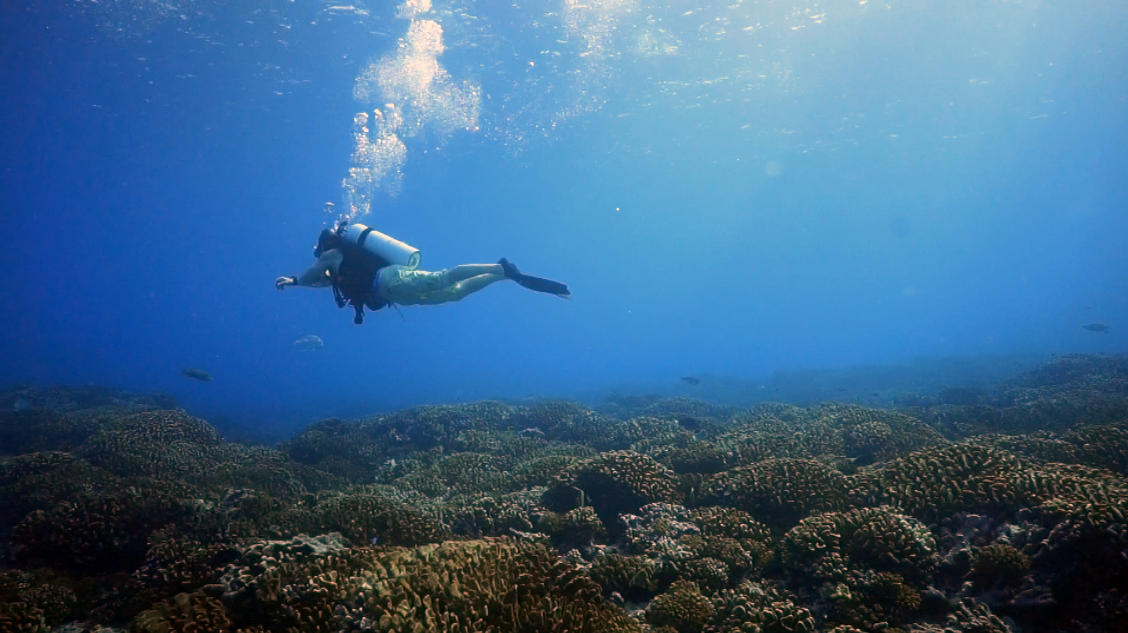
left=453, top=273, right=506, bottom=297
left=413, top=273, right=506, bottom=305
left=442, top=264, right=504, bottom=283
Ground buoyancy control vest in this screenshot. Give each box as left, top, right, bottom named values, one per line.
left=315, top=227, right=390, bottom=325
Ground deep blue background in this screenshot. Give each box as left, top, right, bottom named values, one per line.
left=2, top=1, right=1125, bottom=440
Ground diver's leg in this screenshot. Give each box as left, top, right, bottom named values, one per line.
left=387, top=266, right=506, bottom=306
left=453, top=273, right=506, bottom=297
left=442, top=264, right=504, bottom=283
left=412, top=273, right=505, bottom=305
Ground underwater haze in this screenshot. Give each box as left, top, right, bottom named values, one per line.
left=1, top=0, right=1125, bottom=440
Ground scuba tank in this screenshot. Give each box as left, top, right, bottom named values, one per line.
left=341, top=223, right=421, bottom=270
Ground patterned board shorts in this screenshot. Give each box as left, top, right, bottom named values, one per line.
left=376, top=265, right=460, bottom=306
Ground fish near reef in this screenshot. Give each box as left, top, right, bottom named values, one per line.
left=681, top=376, right=701, bottom=385
left=181, top=367, right=213, bottom=382
left=1082, top=323, right=1109, bottom=333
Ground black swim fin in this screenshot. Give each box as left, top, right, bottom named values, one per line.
left=499, top=258, right=570, bottom=298
left=516, top=274, right=570, bottom=297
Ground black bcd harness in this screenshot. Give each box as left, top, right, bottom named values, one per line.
left=316, top=227, right=390, bottom=324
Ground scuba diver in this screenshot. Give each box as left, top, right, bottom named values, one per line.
left=276, top=222, right=570, bottom=324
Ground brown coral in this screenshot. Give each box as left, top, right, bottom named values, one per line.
left=11, top=486, right=191, bottom=571
left=969, top=543, right=1030, bottom=584
left=129, top=590, right=231, bottom=633
left=219, top=537, right=640, bottom=633
left=700, top=458, right=849, bottom=531
left=783, top=506, right=938, bottom=583
left=647, top=580, right=714, bottom=633
left=707, top=580, right=815, bottom=633
left=542, top=450, right=682, bottom=528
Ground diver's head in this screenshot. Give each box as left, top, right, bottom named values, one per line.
left=314, top=228, right=340, bottom=258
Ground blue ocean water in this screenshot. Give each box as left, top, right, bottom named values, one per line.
left=1, top=0, right=1124, bottom=442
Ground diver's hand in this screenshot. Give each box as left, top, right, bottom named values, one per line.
left=276, top=276, right=298, bottom=290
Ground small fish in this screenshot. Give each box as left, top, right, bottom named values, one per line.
left=181, top=367, right=213, bottom=382
left=681, top=376, right=701, bottom=385
left=1082, top=323, right=1109, bottom=333
left=294, top=334, right=324, bottom=352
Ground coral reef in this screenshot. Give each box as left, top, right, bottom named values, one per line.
left=210, top=537, right=642, bottom=633
left=708, top=580, right=816, bottom=633
left=647, top=580, right=714, bottom=633
left=2, top=355, right=1128, bottom=631
left=783, top=506, right=938, bottom=583
left=542, top=450, right=682, bottom=529
left=700, top=458, right=849, bottom=531
left=969, top=543, right=1030, bottom=584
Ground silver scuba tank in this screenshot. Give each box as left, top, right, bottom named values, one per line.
left=341, top=223, right=421, bottom=270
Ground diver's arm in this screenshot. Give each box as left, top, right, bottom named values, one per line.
left=276, top=249, right=343, bottom=289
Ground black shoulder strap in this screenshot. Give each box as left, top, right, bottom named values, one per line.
left=357, top=226, right=376, bottom=248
